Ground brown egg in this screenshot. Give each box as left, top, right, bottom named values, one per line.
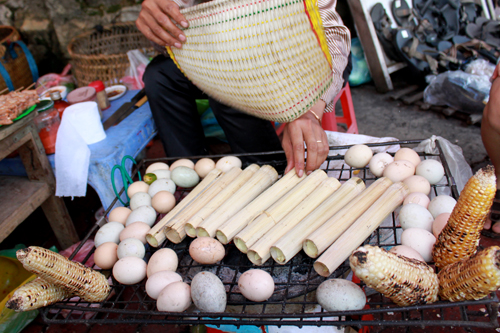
left=189, top=237, right=225, bottom=264
left=152, top=191, right=176, bottom=214
left=108, top=206, right=132, bottom=225
left=170, top=159, right=195, bottom=171
left=194, top=158, right=216, bottom=178
left=383, top=160, right=415, bottom=183
left=127, top=181, right=150, bottom=198
left=394, top=148, right=421, bottom=167
left=94, top=242, right=119, bottom=269
left=119, top=222, right=151, bottom=244
left=402, top=175, right=431, bottom=195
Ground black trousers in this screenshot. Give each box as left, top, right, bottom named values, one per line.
left=143, top=55, right=285, bottom=166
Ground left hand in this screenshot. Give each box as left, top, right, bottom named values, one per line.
left=281, top=100, right=329, bottom=177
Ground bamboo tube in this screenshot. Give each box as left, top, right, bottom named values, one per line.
left=247, top=177, right=341, bottom=265
left=164, top=166, right=247, bottom=243
left=303, top=177, right=393, bottom=258
left=182, top=164, right=259, bottom=238
left=145, top=168, right=223, bottom=247
left=216, top=168, right=303, bottom=244
left=234, top=169, right=328, bottom=253
left=196, top=165, right=279, bottom=238
left=314, top=182, right=410, bottom=277
left=270, top=177, right=365, bottom=265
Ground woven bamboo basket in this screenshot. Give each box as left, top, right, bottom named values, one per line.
left=168, top=0, right=333, bottom=123
left=0, top=26, right=35, bottom=92
left=68, top=22, right=153, bottom=87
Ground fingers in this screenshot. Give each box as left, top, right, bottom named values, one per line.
left=281, top=126, right=295, bottom=174
left=137, top=0, right=188, bottom=48
left=287, top=121, right=306, bottom=177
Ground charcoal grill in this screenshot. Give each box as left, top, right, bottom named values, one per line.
left=41, top=139, right=500, bottom=331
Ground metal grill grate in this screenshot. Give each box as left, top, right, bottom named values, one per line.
left=40, top=140, right=499, bottom=330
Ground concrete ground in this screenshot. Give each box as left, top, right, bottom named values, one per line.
left=349, top=71, right=489, bottom=174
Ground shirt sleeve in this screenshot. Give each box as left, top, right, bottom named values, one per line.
left=317, top=0, right=351, bottom=113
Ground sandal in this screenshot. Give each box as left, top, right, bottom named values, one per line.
left=371, top=3, right=403, bottom=62
left=394, top=29, right=439, bottom=77
left=391, top=0, right=414, bottom=27
left=481, top=189, right=500, bottom=239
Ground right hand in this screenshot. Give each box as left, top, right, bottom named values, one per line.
left=491, top=62, right=500, bottom=82
left=136, top=0, right=188, bottom=49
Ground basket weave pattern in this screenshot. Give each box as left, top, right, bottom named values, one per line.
left=168, top=0, right=332, bottom=123
left=0, top=26, right=34, bottom=92
left=68, top=22, right=153, bottom=87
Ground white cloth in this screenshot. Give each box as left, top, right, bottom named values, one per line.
left=55, top=101, right=106, bottom=197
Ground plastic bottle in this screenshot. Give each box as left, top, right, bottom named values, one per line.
left=34, top=100, right=60, bottom=155
left=88, top=80, right=110, bottom=111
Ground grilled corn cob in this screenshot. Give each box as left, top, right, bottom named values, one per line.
left=349, top=245, right=439, bottom=306
left=432, top=166, right=497, bottom=269
left=17, top=246, right=110, bottom=302
left=438, top=246, right=500, bottom=302
left=6, top=277, right=72, bottom=311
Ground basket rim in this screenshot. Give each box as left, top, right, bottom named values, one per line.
left=67, top=21, right=146, bottom=58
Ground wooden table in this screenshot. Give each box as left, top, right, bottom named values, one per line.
left=0, top=111, right=79, bottom=249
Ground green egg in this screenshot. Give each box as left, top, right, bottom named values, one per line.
left=170, top=166, right=200, bottom=188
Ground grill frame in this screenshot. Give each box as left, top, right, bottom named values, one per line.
left=40, top=139, right=499, bottom=330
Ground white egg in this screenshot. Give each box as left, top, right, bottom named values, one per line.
left=108, top=206, right=131, bottom=225
left=215, top=156, right=242, bottom=172
left=238, top=269, right=275, bottom=302
left=119, top=221, right=151, bottom=244
left=117, top=238, right=146, bottom=259
left=383, top=160, right=415, bottom=183
left=389, top=245, right=425, bottom=261
left=148, top=178, right=176, bottom=197
left=94, top=222, right=125, bottom=248
left=344, top=144, right=373, bottom=168
left=402, top=175, right=431, bottom=195
left=427, top=195, right=457, bottom=219
left=399, top=203, right=434, bottom=232
left=171, top=166, right=200, bottom=188
left=129, top=192, right=152, bottom=210
left=191, top=271, right=227, bottom=312
left=152, top=169, right=171, bottom=180
left=127, top=181, right=149, bottom=199
left=316, top=279, right=366, bottom=311
left=157, top=281, right=192, bottom=312
left=369, top=152, right=394, bottom=177
left=125, top=205, right=157, bottom=227
left=170, top=159, right=195, bottom=170
left=394, top=148, right=421, bottom=167
left=146, top=270, right=183, bottom=300
left=401, top=228, right=436, bottom=262
left=195, top=158, right=216, bottom=178
left=113, top=256, right=147, bottom=285
left=146, top=162, right=169, bottom=174
left=416, top=159, right=445, bottom=185
left=403, top=192, right=430, bottom=208
left=147, top=248, right=179, bottom=277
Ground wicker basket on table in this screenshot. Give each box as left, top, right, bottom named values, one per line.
left=0, top=26, right=36, bottom=92
left=168, top=0, right=333, bottom=123
left=67, top=22, right=153, bottom=87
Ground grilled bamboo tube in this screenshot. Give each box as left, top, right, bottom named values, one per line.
left=6, top=277, right=72, bottom=311
left=216, top=168, right=303, bottom=244
left=196, top=165, right=279, bottom=238
left=182, top=165, right=258, bottom=239
left=438, top=246, right=500, bottom=302
left=433, top=166, right=497, bottom=269
left=314, top=182, right=409, bottom=277
left=270, top=177, right=365, bottom=265
left=303, top=177, right=393, bottom=258
left=350, top=245, right=439, bottom=306
left=234, top=169, right=328, bottom=253
left=17, top=246, right=110, bottom=302
left=146, top=168, right=223, bottom=247
left=247, top=177, right=341, bottom=265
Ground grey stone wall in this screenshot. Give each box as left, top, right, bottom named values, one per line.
left=0, top=0, right=142, bottom=73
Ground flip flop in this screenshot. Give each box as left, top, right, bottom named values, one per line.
left=437, top=0, right=461, bottom=40
left=481, top=190, right=500, bottom=239
left=459, top=0, right=482, bottom=32
left=371, top=3, right=403, bottom=62
left=391, top=0, right=414, bottom=27
left=394, top=29, right=439, bottom=77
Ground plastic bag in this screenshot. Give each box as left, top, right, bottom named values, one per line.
left=464, top=58, right=496, bottom=78
left=348, top=38, right=372, bottom=87
left=414, top=135, right=472, bottom=195
left=423, top=70, right=490, bottom=114
left=121, top=50, right=150, bottom=90
left=35, top=64, right=76, bottom=94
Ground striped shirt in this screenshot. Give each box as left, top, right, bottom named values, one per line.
left=166, top=0, right=351, bottom=113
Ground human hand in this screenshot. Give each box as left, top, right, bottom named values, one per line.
left=281, top=100, right=329, bottom=177
left=491, top=62, right=500, bottom=82
left=136, top=0, right=188, bottom=49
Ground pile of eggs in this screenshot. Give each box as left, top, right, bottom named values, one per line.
left=93, top=155, right=277, bottom=312
left=344, top=145, right=455, bottom=263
